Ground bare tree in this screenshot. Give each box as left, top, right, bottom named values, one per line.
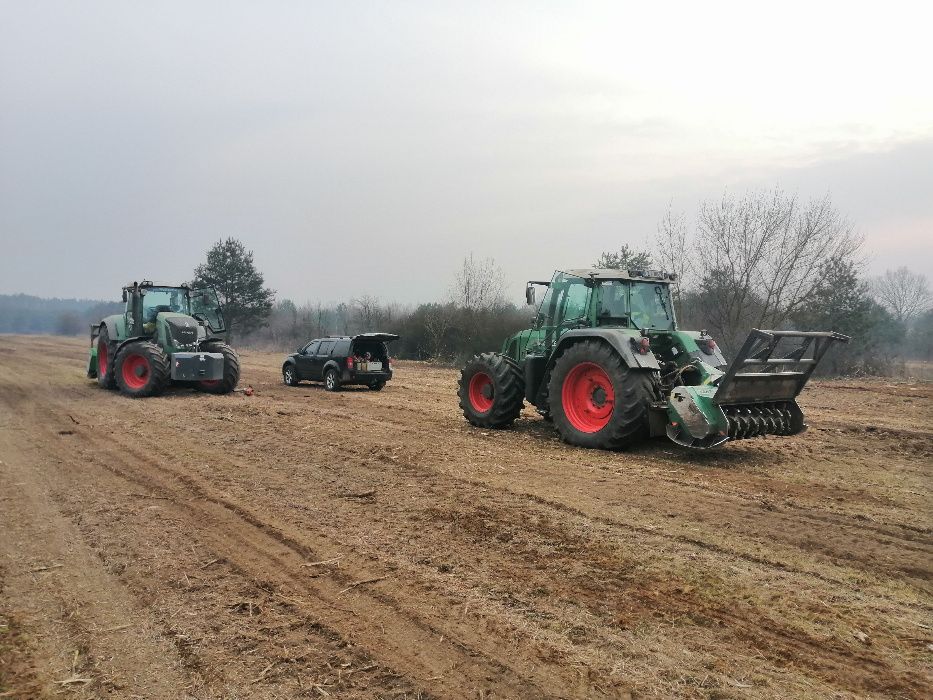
left=423, top=303, right=453, bottom=360
left=689, top=189, right=861, bottom=351
left=654, top=205, right=691, bottom=305
left=353, top=295, right=382, bottom=329
left=451, top=254, right=504, bottom=311
left=872, top=267, right=931, bottom=323
left=335, top=302, right=352, bottom=335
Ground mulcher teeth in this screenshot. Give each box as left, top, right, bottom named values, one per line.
left=724, top=402, right=797, bottom=440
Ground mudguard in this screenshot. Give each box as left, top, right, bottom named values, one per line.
left=551, top=328, right=661, bottom=371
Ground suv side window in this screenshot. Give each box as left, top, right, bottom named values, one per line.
left=317, top=340, right=336, bottom=356
left=303, top=341, right=320, bottom=355
left=333, top=339, right=351, bottom=356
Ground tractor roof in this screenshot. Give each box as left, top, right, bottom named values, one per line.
left=565, top=268, right=677, bottom=283
left=123, top=281, right=191, bottom=290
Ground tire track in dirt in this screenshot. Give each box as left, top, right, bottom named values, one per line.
left=261, top=411, right=933, bottom=602
left=2, top=338, right=930, bottom=698
left=23, top=395, right=596, bottom=699
left=58, top=392, right=929, bottom=697
left=259, top=395, right=933, bottom=584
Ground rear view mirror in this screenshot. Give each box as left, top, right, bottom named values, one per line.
left=121, top=289, right=127, bottom=302
left=525, top=285, right=536, bottom=306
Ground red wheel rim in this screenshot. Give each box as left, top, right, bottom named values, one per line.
left=561, top=362, right=615, bottom=433
left=468, top=371, right=494, bottom=413
left=121, top=353, right=150, bottom=390
left=98, top=339, right=108, bottom=376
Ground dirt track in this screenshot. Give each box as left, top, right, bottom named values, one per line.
left=0, top=335, right=930, bottom=699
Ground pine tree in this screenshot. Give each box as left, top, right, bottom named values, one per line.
left=191, top=238, right=275, bottom=339
left=594, top=245, right=653, bottom=270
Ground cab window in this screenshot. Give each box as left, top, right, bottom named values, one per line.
left=562, top=280, right=590, bottom=322
left=142, top=287, right=189, bottom=323
left=598, top=281, right=629, bottom=325
left=629, top=282, right=675, bottom=330
left=536, top=271, right=590, bottom=328
left=191, top=288, right=226, bottom=332
left=303, top=341, right=320, bottom=355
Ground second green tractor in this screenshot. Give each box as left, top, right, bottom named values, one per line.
left=88, top=281, right=240, bottom=398
left=458, top=269, right=848, bottom=450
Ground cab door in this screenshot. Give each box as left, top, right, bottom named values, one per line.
left=535, top=271, right=592, bottom=354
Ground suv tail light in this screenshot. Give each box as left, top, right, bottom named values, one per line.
left=347, top=356, right=354, bottom=369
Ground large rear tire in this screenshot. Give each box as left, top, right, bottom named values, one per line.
left=114, top=341, right=170, bottom=398
left=196, top=341, right=240, bottom=394
left=458, top=353, right=524, bottom=428
left=96, top=325, right=117, bottom=390
left=548, top=340, right=653, bottom=450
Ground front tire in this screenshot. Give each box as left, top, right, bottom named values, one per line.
left=283, top=364, right=300, bottom=386
left=458, top=353, right=524, bottom=428
left=96, top=325, right=117, bottom=390
left=548, top=340, right=653, bottom=450
left=114, top=341, right=170, bottom=398
left=196, top=341, right=240, bottom=394
left=324, top=368, right=340, bottom=392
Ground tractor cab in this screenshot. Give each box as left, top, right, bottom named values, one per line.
left=121, top=281, right=226, bottom=340
left=516, top=269, right=679, bottom=361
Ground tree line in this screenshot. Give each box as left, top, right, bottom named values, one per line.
left=3, top=187, right=930, bottom=375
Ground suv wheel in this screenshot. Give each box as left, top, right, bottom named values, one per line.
left=324, top=368, right=340, bottom=392
left=283, top=365, right=300, bottom=386
left=369, top=381, right=385, bottom=391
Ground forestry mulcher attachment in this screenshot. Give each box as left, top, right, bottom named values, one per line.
left=87, top=281, right=240, bottom=398
left=458, top=269, right=848, bottom=450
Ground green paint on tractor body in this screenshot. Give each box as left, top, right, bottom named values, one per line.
left=459, top=268, right=849, bottom=450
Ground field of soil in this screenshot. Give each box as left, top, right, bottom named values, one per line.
left=0, top=335, right=930, bottom=699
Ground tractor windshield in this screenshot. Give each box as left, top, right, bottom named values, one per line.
left=142, top=287, right=190, bottom=323
left=630, top=282, right=675, bottom=330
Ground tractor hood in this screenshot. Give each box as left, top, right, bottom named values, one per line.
left=156, top=312, right=204, bottom=351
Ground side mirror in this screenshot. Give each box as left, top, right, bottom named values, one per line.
left=525, top=285, right=536, bottom=306
left=121, top=289, right=127, bottom=302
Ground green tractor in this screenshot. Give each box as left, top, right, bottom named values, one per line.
left=87, top=281, right=240, bottom=398
left=458, top=269, right=848, bottom=450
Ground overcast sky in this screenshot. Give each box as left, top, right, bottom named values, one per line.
left=1, top=1, right=931, bottom=305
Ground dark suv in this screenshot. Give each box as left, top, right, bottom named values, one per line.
left=282, top=333, right=399, bottom=391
